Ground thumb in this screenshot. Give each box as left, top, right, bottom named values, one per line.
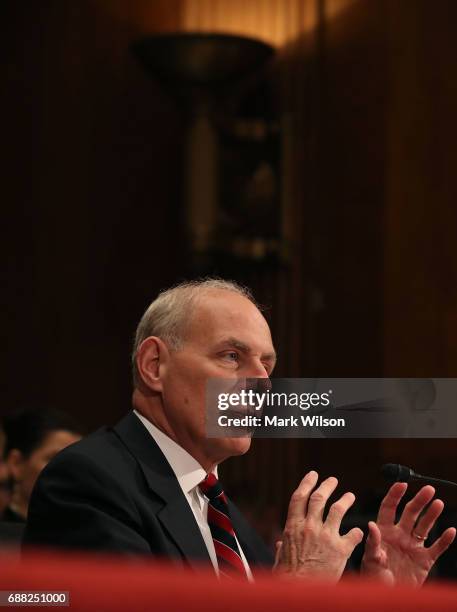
left=364, top=521, right=382, bottom=561
left=273, top=540, right=283, bottom=568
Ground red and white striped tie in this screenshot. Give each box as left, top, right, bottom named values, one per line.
left=199, top=473, right=248, bottom=578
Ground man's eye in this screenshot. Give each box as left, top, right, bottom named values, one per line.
left=222, top=352, right=239, bottom=362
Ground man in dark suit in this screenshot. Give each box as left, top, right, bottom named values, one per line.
left=24, top=279, right=455, bottom=582
left=22, top=408, right=272, bottom=573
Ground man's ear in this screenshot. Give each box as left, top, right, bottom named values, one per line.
left=136, top=336, right=168, bottom=392
left=6, top=449, right=25, bottom=482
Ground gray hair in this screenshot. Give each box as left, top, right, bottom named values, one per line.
left=132, top=278, right=257, bottom=387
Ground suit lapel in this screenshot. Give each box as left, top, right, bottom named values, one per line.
left=112, top=411, right=211, bottom=570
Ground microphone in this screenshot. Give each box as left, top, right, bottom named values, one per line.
left=381, top=463, right=457, bottom=488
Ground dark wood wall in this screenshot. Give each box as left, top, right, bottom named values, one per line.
left=2, top=0, right=185, bottom=430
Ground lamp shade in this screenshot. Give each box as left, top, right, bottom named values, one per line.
left=131, top=33, right=274, bottom=89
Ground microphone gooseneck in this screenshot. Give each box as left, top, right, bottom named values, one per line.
left=381, top=463, right=457, bottom=488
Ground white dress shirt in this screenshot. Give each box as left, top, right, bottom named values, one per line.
left=133, top=410, right=252, bottom=579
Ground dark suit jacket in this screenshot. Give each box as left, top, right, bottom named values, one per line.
left=23, top=411, right=273, bottom=573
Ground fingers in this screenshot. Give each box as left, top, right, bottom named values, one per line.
left=286, top=471, right=319, bottom=523
left=376, top=482, right=408, bottom=525
left=413, top=498, right=444, bottom=540
left=287, top=473, right=354, bottom=526
left=398, top=485, right=436, bottom=533
left=342, top=526, right=364, bottom=551
left=428, top=527, right=457, bottom=562
left=325, top=491, right=356, bottom=531
left=307, top=477, right=339, bottom=522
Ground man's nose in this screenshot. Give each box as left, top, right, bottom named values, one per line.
left=246, top=360, right=269, bottom=378
left=245, top=361, right=272, bottom=390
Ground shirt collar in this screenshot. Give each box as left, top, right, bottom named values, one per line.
left=133, top=410, right=217, bottom=495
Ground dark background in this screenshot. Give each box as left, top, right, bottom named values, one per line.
left=2, top=0, right=457, bottom=573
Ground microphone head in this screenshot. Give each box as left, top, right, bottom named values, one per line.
left=381, top=463, right=414, bottom=482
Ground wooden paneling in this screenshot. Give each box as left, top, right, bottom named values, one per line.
left=2, top=0, right=185, bottom=429
left=384, top=0, right=457, bottom=377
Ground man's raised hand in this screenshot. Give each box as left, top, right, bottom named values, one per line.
left=361, top=482, right=456, bottom=585
left=273, top=471, right=363, bottom=582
